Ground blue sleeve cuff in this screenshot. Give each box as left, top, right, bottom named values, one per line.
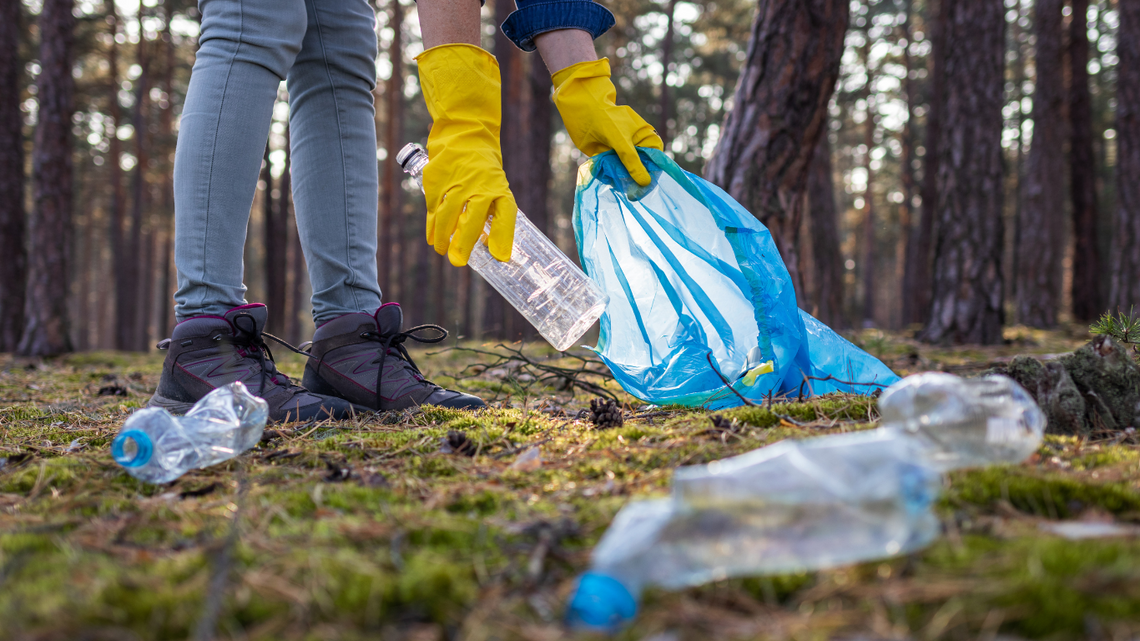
left=500, top=0, right=616, bottom=52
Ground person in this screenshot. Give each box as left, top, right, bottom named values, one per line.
left=149, top=0, right=663, bottom=422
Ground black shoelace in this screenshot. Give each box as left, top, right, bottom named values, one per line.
left=359, top=323, right=448, bottom=409
left=230, top=313, right=312, bottom=397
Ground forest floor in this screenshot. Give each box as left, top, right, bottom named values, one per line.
left=2, top=325, right=1140, bottom=641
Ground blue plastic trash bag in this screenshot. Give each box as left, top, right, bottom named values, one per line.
left=573, top=149, right=900, bottom=409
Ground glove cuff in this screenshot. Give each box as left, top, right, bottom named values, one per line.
left=551, top=57, right=611, bottom=90
left=416, top=44, right=502, bottom=123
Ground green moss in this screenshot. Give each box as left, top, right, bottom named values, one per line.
left=947, top=467, right=1140, bottom=517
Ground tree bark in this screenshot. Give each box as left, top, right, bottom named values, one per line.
left=659, top=0, right=678, bottom=148
left=859, top=32, right=875, bottom=327
left=105, top=0, right=130, bottom=350
left=898, top=0, right=920, bottom=326
left=0, top=0, right=26, bottom=352
left=157, top=0, right=175, bottom=338
left=263, top=140, right=288, bottom=332
left=919, top=0, right=1005, bottom=345
left=1109, top=0, right=1140, bottom=310
left=908, top=0, right=946, bottom=327
left=18, top=0, right=75, bottom=356
left=805, top=133, right=845, bottom=328
left=1015, top=0, right=1065, bottom=327
left=704, top=0, right=849, bottom=300
left=1069, top=0, right=1101, bottom=321
left=127, top=0, right=151, bottom=350
left=379, top=0, right=403, bottom=302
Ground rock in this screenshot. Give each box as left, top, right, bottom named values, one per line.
left=1059, top=335, right=1140, bottom=432
left=1003, top=354, right=1088, bottom=436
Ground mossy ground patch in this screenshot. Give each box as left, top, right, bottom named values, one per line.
left=2, top=329, right=1139, bottom=639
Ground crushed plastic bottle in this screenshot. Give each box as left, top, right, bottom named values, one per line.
left=398, top=143, right=607, bottom=351
left=878, top=372, right=1046, bottom=471
left=111, top=382, right=268, bottom=484
left=567, top=432, right=941, bottom=631
left=566, top=372, right=1046, bottom=632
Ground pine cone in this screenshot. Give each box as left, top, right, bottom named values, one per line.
left=589, top=398, right=624, bottom=429
left=443, top=430, right=477, bottom=456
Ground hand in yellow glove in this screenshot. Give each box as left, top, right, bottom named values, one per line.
left=552, top=58, right=664, bottom=187
left=415, top=44, right=517, bottom=265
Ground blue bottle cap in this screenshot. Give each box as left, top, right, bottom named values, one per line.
left=565, top=572, right=638, bottom=632
left=112, top=429, right=153, bottom=468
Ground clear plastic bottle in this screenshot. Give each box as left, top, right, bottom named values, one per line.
left=567, top=432, right=942, bottom=631
left=565, top=372, right=1046, bottom=632
left=878, top=372, right=1046, bottom=471
left=397, top=143, right=607, bottom=351
left=111, top=382, right=268, bottom=484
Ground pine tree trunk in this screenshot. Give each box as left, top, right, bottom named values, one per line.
left=805, top=133, right=845, bottom=328
left=659, top=0, right=678, bottom=148
left=18, top=0, right=75, bottom=356
left=898, top=0, right=920, bottom=326
left=704, top=0, right=849, bottom=300
left=379, top=0, right=403, bottom=301
left=1069, top=0, right=1102, bottom=321
left=263, top=140, right=288, bottom=332
left=919, top=0, right=1005, bottom=345
left=1109, top=0, right=1140, bottom=310
left=157, top=0, right=175, bottom=338
left=859, top=33, right=876, bottom=327
left=128, top=1, right=150, bottom=350
left=0, top=0, right=26, bottom=352
left=1015, top=0, right=1065, bottom=327
left=909, top=0, right=946, bottom=327
left=105, top=0, right=130, bottom=350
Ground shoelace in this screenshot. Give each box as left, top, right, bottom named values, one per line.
left=229, top=313, right=313, bottom=397
left=359, top=323, right=448, bottom=409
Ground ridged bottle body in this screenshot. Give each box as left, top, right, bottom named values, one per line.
left=112, top=382, right=268, bottom=483
left=398, top=143, right=607, bottom=351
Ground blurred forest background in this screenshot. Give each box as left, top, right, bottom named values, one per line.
left=0, top=0, right=1136, bottom=356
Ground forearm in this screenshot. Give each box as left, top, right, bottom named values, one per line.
left=418, top=0, right=481, bottom=48
left=534, top=28, right=598, bottom=75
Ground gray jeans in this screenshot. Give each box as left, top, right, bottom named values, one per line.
left=173, top=0, right=382, bottom=325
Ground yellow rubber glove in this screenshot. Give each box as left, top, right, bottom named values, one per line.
left=552, top=58, right=664, bottom=187
left=415, top=44, right=516, bottom=265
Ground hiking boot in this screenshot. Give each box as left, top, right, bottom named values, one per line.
left=302, top=303, right=486, bottom=411
left=149, top=303, right=363, bottom=422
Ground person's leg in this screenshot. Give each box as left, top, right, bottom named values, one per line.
left=286, top=0, right=382, bottom=325
left=172, top=0, right=308, bottom=321
left=159, top=0, right=361, bottom=421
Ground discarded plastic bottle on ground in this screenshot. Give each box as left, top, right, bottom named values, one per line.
left=566, top=372, right=1046, bottom=632
left=111, top=382, right=268, bottom=484
left=398, top=143, right=607, bottom=351
left=878, top=372, right=1046, bottom=471
left=566, top=431, right=942, bottom=631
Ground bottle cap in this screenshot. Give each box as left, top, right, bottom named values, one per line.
left=112, top=429, right=153, bottom=468
left=396, top=143, right=425, bottom=169
left=565, top=572, right=638, bottom=632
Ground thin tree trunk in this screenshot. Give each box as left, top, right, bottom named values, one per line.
left=899, top=0, right=920, bottom=326
left=920, top=0, right=1005, bottom=345
left=805, top=133, right=845, bottom=328
left=0, top=0, right=26, bottom=352
left=281, top=126, right=303, bottom=344
left=141, top=228, right=155, bottom=346
left=1109, top=0, right=1140, bottom=310
left=1069, top=0, right=1101, bottom=320
left=158, top=0, right=175, bottom=337
left=659, top=0, right=678, bottom=148
left=860, top=33, right=876, bottom=327
left=379, top=0, right=403, bottom=302
left=1016, top=0, right=1065, bottom=327
left=704, top=0, right=849, bottom=300
left=128, top=0, right=150, bottom=350
left=18, top=0, right=75, bottom=356
left=263, top=140, right=287, bottom=331
left=106, top=0, right=129, bottom=350
left=910, top=0, right=946, bottom=327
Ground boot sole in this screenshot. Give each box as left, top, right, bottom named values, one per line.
left=147, top=392, right=195, bottom=415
